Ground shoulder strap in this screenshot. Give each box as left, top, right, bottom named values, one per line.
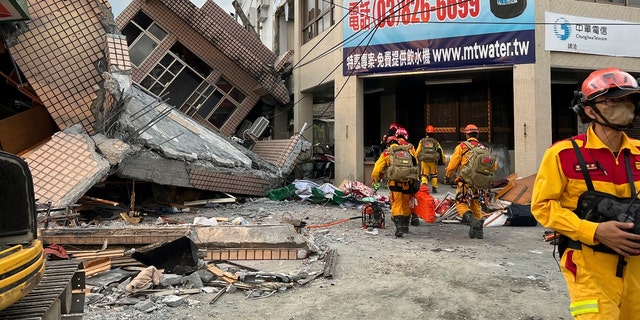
left=624, top=149, right=636, bottom=196
left=461, top=141, right=474, bottom=157
left=570, top=138, right=594, bottom=191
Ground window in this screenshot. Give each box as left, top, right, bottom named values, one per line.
left=178, top=77, right=245, bottom=129
left=122, top=12, right=168, bottom=66
left=303, top=0, right=335, bottom=43
left=141, top=51, right=202, bottom=107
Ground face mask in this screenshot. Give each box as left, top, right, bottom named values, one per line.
left=596, top=103, right=635, bottom=128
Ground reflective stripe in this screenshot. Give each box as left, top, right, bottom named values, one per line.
left=570, top=299, right=599, bottom=316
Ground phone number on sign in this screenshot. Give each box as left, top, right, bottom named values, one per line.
left=373, top=0, right=480, bottom=28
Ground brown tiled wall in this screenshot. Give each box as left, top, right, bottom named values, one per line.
left=12, top=0, right=114, bottom=135
left=188, top=169, right=279, bottom=196
left=252, top=137, right=300, bottom=170
left=105, top=34, right=132, bottom=73
left=24, top=131, right=103, bottom=207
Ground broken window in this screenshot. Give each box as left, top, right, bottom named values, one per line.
left=181, top=77, right=244, bottom=129
left=181, top=81, right=216, bottom=116
left=207, top=98, right=237, bottom=128
left=122, top=11, right=167, bottom=66
left=141, top=52, right=201, bottom=105
left=169, top=42, right=211, bottom=78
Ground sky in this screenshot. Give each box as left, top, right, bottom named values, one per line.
left=110, top=0, right=235, bottom=17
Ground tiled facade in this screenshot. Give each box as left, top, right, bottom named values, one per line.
left=115, top=0, right=289, bottom=137
left=1, top=0, right=306, bottom=204
left=11, top=0, right=113, bottom=135
left=24, top=130, right=110, bottom=207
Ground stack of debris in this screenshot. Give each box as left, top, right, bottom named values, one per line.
left=434, top=173, right=538, bottom=227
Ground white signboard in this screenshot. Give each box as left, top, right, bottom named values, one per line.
left=545, top=12, right=640, bottom=58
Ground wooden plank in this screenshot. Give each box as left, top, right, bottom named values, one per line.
left=183, top=197, right=236, bottom=206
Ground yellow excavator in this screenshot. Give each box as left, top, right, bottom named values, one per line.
left=0, top=150, right=45, bottom=311
left=0, top=150, right=84, bottom=319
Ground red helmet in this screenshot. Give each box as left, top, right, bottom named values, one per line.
left=425, top=125, right=435, bottom=134
left=463, top=124, right=479, bottom=134
left=579, top=68, right=640, bottom=102
left=395, top=127, right=408, bottom=140
left=389, top=122, right=400, bottom=131
left=386, top=135, right=398, bottom=145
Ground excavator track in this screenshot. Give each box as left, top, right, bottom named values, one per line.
left=0, top=259, right=85, bottom=320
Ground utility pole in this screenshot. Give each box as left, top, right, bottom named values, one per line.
left=232, top=0, right=259, bottom=38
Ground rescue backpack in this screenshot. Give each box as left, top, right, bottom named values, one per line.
left=386, top=144, right=419, bottom=182
left=458, top=141, right=496, bottom=189
left=417, top=137, right=440, bottom=162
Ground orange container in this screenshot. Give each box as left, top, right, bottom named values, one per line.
left=414, top=185, right=436, bottom=223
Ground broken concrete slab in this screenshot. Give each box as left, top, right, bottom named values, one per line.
left=24, top=126, right=110, bottom=208
left=40, top=227, right=191, bottom=247
left=192, top=225, right=308, bottom=249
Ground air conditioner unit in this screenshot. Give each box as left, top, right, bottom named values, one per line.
left=243, top=116, right=269, bottom=141
left=258, top=0, right=270, bottom=8
left=257, top=7, right=268, bottom=22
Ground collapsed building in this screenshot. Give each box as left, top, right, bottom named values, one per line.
left=0, top=0, right=308, bottom=209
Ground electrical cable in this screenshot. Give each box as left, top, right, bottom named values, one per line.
left=271, top=0, right=413, bottom=133
left=306, top=216, right=361, bottom=229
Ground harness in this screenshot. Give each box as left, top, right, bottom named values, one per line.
left=568, top=138, right=637, bottom=277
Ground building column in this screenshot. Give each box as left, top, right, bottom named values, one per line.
left=334, top=75, right=364, bottom=184
left=292, top=1, right=313, bottom=147
left=513, top=63, right=551, bottom=177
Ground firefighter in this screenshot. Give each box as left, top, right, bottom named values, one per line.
left=531, top=68, right=640, bottom=319
left=444, top=124, right=487, bottom=239
left=372, top=135, right=418, bottom=237
left=395, top=127, right=420, bottom=226
left=379, top=122, right=400, bottom=151
left=394, top=127, right=416, bottom=155
left=415, top=125, right=445, bottom=194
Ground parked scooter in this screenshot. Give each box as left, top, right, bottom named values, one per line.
left=312, top=143, right=334, bottom=180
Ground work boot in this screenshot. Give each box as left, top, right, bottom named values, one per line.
left=411, top=213, right=420, bottom=226
left=463, top=211, right=480, bottom=239
left=393, top=216, right=410, bottom=238
left=431, top=187, right=438, bottom=194
left=393, top=216, right=404, bottom=238
left=460, top=211, right=470, bottom=225
left=476, top=219, right=485, bottom=239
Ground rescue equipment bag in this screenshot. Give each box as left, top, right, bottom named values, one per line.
left=417, top=137, right=440, bottom=162
left=386, top=144, right=419, bottom=182
left=361, top=202, right=385, bottom=229
left=458, top=141, right=496, bottom=189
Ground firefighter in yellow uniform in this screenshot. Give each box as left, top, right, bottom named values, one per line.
left=444, top=124, right=490, bottom=239
left=415, top=125, right=445, bottom=194
left=395, top=127, right=422, bottom=226
left=372, top=135, right=418, bottom=238
left=531, top=68, right=640, bottom=319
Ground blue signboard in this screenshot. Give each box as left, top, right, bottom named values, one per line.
left=342, top=0, right=535, bottom=75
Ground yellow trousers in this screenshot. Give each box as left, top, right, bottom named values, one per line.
left=454, top=182, right=483, bottom=220
left=389, top=191, right=412, bottom=218
left=562, top=246, right=640, bottom=319
left=420, top=161, right=439, bottom=189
